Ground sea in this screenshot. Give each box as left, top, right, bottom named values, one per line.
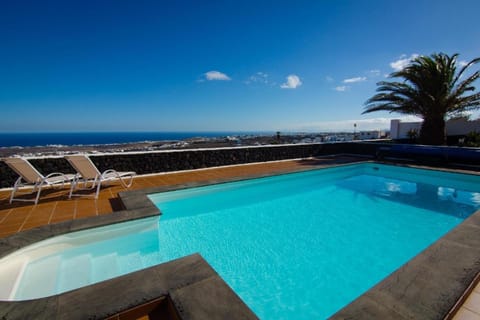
left=0, top=132, right=269, bottom=148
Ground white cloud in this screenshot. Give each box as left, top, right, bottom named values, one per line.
left=459, top=60, right=469, bottom=67
left=325, top=76, right=334, bottom=82
left=245, top=72, right=270, bottom=85
left=390, top=54, right=419, bottom=71
left=343, top=76, right=367, bottom=83
left=334, top=86, right=348, bottom=92
left=280, top=74, right=302, bottom=89
left=368, top=69, right=381, bottom=76
left=204, top=70, right=231, bottom=81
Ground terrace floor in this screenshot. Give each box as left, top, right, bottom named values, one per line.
left=0, top=155, right=478, bottom=319
left=0, top=156, right=359, bottom=238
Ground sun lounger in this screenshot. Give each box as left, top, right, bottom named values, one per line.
left=3, top=157, right=76, bottom=205
left=65, top=155, right=136, bottom=199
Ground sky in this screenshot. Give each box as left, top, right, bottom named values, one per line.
left=1, top=0, right=480, bottom=133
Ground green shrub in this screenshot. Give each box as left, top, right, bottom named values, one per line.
left=465, top=131, right=480, bottom=147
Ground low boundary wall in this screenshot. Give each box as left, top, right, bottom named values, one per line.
left=2, top=141, right=479, bottom=189
left=0, top=142, right=379, bottom=189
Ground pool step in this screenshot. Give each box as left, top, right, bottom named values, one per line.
left=33, top=255, right=62, bottom=298
left=117, top=251, right=144, bottom=274
left=57, top=254, right=92, bottom=293
left=141, top=251, right=162, bottom=269
left=91, top=253, right=120, bottom=283
left=14, top=255, right=61, bottom=300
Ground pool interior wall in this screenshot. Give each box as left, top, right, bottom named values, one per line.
left=0, top=161, right=479, bottom=320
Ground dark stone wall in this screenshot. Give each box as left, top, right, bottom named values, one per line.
left=0, top=142, right=380, bottom=189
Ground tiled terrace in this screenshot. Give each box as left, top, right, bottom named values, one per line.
left=0, top=155, right=478, bottom=319
left=0, top=156, right=354, bottom=238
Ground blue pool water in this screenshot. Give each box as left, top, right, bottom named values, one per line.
left=1, top=163, right=479, bottom=319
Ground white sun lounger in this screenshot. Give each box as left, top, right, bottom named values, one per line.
left=3, top=157, right=76, bottom=205
left=65, top=155, right=136, bottom=199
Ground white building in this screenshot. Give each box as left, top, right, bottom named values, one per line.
left=390, top=118, right=480, bottom=139
left=357, top=130, right=385, bottom=140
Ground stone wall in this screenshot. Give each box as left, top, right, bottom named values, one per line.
left=3, top=141, right=477, bottom=189
left=0, top=142, right=380, bottom=189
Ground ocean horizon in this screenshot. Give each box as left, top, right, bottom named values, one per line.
left=0, top=132, right=272, bottom=148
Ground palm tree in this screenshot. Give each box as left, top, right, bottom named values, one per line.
left=363, top=53, right=480, bottom=145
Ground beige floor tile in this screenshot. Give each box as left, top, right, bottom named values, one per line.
left=474, top=283, right=480, bottom=294
left=453, top=307, right=480, bottom=320
left=464, top=292, right=480, bottom=314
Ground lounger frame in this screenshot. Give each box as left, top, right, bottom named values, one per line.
left=3, top=158, right=75, bottom=205
left=65, top=155, right=135, bottom=199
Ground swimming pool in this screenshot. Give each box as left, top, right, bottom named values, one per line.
left=1, top=163, right=479, bottom=319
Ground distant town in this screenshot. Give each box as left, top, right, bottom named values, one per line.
left=0, top=130, right=389, bottom=158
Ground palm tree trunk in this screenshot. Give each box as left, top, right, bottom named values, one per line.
left=419, top=115, right=446, bottom=145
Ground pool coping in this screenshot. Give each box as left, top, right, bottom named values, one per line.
left=0, top=161, right=479, bottom=319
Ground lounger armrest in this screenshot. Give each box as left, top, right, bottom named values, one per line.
left=44, top=172, right=76, bottom=185
left=101, top=170, right=135, bottom=177
left=101, top=169, right=135, bottom=188
left=101, top=169, right=120, bottom=178
left=45, top=172, right=74, bottom=180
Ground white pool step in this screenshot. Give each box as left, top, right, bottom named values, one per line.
left=0, top=255, right=28, bottom=300
left=13, top=255, right=61, bottom=300
left=91, top=253, right=120, bottom=283
left=57, top=254, right=92, bottom=293
left=32, top=255, right=62, bottom=298
left=117, top=251, right=144, bottom=274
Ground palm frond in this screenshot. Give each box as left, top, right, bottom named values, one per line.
left=451, top=71, right=480, bottom=97
left=452, top=57, right=480, bottom=86
left=363, top=52, right=480, bottom=145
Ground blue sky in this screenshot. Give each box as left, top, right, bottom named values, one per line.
left=1, top=0, right=479, bottom=133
